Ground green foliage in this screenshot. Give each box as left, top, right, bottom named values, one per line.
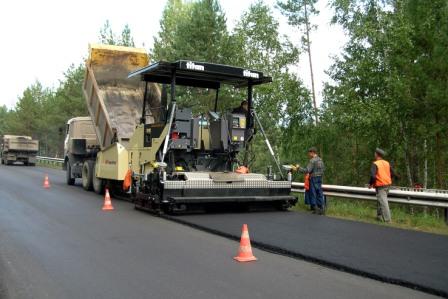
left=153, top=0, right=229, bottom=63
left=276, top=0, right=319, bottom=38
left=99, top=20, right=116, bottom=45
left=230, top=1, right=310, bottom=171
left=321, top=0, right=448, bottom=188
left=0, top=106, right=8, bottom=136
left=99, top=20, right=136, bottom=47
left=152, top=0, right=231, bottom=115
left=121, top=24, right=135, bottom=47
left=152, top=0, right=190, bottom=61
left=276, top=0, right=319, bottom=124
left=2, top=65, right=87, bottom=156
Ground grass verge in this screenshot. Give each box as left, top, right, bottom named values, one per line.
left=291, top=193, right=448, bottom=235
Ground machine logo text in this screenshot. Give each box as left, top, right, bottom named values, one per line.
left=186, top=61, right=205, bottom=71
left=243, top=70, right=259, bottom=79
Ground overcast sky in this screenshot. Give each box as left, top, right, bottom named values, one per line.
left=0, top=0, right=346, bottom=108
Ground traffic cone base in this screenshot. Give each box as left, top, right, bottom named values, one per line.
left=234, top=224, right=257, bottom=262
left=102, top=189, right=114, bottom=211
left=43, top=174, right=50, bottom=189
left=234, top=255, right=257, bottom=262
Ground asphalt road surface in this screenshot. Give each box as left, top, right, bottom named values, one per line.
left=171, top=211, right=448, bottom=296
left=0, top=166, right=441, bottom=299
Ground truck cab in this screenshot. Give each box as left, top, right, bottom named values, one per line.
left=64, top=117, right=100, bottom=189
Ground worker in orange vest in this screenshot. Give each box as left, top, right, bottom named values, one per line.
left=369, top=148, right=396, bottom=222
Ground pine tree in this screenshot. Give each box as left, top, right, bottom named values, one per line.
left=277, top=0, right=319, bottom=124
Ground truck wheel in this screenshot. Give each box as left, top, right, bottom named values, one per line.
left=92, top=173, right=104, bottom=195
left=82, top=161, right=94, bottom=191
left=66, top=163, right=75, bottom=185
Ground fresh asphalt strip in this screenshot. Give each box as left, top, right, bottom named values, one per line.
left=163, top=211, right=448, bottom=298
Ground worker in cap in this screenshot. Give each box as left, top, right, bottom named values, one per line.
left=294, top=147, right=325, bottom=214
left=369, top=148, right=397, bottom=222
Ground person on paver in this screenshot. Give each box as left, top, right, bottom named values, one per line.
left=296, top=147, right=325, bottom=215
left=369, top=148, right=396, bottom=222
left=232, top=100, right=248, bottom=115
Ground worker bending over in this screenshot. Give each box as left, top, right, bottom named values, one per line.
left=369, top=148, right=396, bottom=223
left=296, top=147, right=325, bottom=215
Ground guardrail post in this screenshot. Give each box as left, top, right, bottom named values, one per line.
left=444, top=208, right=448, bottom=225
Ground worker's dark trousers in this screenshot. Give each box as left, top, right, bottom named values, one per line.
left=310, top=176, right=324, bottom=209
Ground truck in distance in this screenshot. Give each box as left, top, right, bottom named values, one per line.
left=1, top=135, right=39, bottom=166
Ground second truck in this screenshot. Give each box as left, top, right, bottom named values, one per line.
left=64, top=44, right=297, bottom=213
left=1, top=135, right=39, bottom=166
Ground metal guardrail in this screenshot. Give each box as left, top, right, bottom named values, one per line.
left=36, top=156, right=64, bottom=167
left=292, top=181, right=448, bottom=225
left=291, top=182, right=448, bottom=208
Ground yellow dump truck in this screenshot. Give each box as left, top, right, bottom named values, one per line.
left=69, top=44, right=296, bottom=213
left=1, top=135, right=39, bottom=166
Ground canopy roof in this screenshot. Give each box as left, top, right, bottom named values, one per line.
left=128, top=60, right=272, bottom=89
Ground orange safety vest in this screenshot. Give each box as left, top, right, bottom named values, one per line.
left=304, top=173, right=310, bottom=191
left=374, top=159, right=392, bottom=187
left=122, top=169, right=132, bottom=191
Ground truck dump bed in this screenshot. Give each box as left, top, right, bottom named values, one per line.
left=3, top=135, right=39, bottom=152
left=83, top=44, right=160, bottom=149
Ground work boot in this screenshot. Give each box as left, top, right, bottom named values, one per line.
left=319, top=207, right=326, bottom=216
left=315, top=207, right=324, bottom=215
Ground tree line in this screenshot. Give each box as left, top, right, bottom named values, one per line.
left=0, top=0, right=446, bottom=188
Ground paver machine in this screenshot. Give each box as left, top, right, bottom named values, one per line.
left=81, top=44, right=297, bottom=213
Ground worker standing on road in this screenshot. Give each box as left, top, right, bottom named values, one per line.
left=369, top=148, right=395, bottom=223
left=296, top=147, right=325, bottom=215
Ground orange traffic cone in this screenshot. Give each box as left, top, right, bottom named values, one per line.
left=102, top=188, right=114, bottom=211
left=43, top=174, right=50, bottom=189
left=234, top=224, right=257, bottom=262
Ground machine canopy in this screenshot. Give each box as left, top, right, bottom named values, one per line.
left=128, top=60, right=272, bottom=89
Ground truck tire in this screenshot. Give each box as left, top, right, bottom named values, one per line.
left=66, top=163, right=75, bottom=185
left=82, top=160, right=94, bottom=191
left=92, top=166, right=104, bottom=195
